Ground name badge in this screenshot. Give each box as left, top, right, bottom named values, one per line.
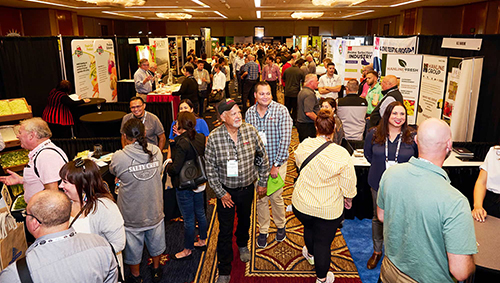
left=268, top=73, right=272, bottom=79
left=197, top=78, right=202, bottom=85
left=258, top=131, right=267, bottom=146
left=227, top=160, right=238, bottom=177
left=385, top=160, right=397, bottom=170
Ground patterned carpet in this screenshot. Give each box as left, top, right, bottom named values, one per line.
left=194, top=129, right=361, bottom=283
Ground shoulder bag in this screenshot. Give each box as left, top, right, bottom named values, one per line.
left=295, top=141, right=332, bottom=181
left=178, top=138, right=208, bottom=190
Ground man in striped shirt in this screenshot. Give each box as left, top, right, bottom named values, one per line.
left=246, top=81, right=293, bottom=249
left=262, top=56, right=281, bottom=102
left=205, top=99, right=270, bottom=283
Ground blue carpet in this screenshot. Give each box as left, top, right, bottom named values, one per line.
left=341, top=218, right=382, bottom=283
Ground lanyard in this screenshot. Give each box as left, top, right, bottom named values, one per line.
left=385, top=133, right=402, bottom=163
left=136, top=112, right=147, bottom=124
left=31, top=230, right=77, bottom=249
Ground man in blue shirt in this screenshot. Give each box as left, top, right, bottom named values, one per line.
left=245, top=81, right=293, bottom=248
left=240, top=54, right=260, bottom=115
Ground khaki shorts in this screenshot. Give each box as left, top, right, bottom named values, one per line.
left=380, top=256, right=418, bottom=283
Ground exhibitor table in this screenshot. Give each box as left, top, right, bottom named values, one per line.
left=472, top=216, right=500, bottom=282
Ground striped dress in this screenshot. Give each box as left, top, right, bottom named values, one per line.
left=42, top=89, right=83, bottom=126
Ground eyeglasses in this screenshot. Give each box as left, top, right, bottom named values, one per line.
left=75, top=157, right=86, bottom=173
left=22, top=210, right=42, bottom=224
left=130, top=105, right=144, bottom=110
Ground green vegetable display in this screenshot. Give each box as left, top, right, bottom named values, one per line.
left=0, top=149, right=29, bottom=168
left=12, top=195, right=27, bottom=211
left=10, top=184, right=24, bottom=197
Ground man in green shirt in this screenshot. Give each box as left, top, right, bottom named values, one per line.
left=377, top=118, right=477, bottom=283
left=365, top=71, right=382, bottom=116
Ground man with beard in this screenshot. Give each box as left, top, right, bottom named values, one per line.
left=205, top=99, right=269, bottom=283
left=368, top=75, right=403, bottom=129
left=120, top=97, right=166, bottom=151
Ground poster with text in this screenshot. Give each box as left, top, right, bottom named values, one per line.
left=71, top=39, right=96, bottom=99
left=93, top=39, right=116, bottom=102
left=442, top=57, right=462, bottom=125
left=384, top=54, right=423, bottom=124
left=136, top=45, right=153, bottom=65
left=416, top=55, right=447, bottom=125
left=186, top=39, right=196, bottom=57
left=373, top=36, right=417, bottom=74
left=332, top=38, right=346, bottom=83
left=345, top=46, right=373, bottom=81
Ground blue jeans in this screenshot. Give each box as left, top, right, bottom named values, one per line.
left=176, top=188, right=208, bottom=250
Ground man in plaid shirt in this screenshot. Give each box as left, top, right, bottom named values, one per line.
left=245, top=81, right=293, bottom=249
left=205, top=99, right=269, bottom=283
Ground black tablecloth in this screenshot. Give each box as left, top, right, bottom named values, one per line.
left=80, top=111, right=126, bottom=123
left=117, top=80, right=136, bottom=102
left=78, top=98, right=106, bottom=108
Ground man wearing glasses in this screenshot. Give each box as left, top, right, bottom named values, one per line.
left=0, top=118, right=67, bottom=204
left=120, top=97, right=166, bottom=151
left=134, top=59, right=154, bottom=101
left=0, top=190, right=118, bottom=282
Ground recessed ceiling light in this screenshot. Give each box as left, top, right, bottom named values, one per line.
left=254, top=0, right=261, bottom=8
left=191, top=0, right=210, bottom=8
left=102, top=11, right=145, bottom=19
left=214, top=11, right=227, bottom=18
left=256, top=11, right=261, bottom=18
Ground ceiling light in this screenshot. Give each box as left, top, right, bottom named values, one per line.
left=24, top=0, right=78, bottom=9
left=78, top=0, right=146, bottom=7
left=239, top=16, right=243, bottom=20
left=156, top=12, right=193, bottom=19
left=125, top=6, right=178, bottom=8
left=341, top=10, right=374, bottom=18
left=102, top=11, right=145, bottom=18
left=256, top=11, right=261, bottom=18
left=254, top=0, right=261, bottom=7
left=390, top=0, right=422, bottom=7
left=350, top=0, right=367, bottom=5
left=291, top=12, right=323, bottom=19
left=191, top=0, right=210, bottom=7
left=214, top=11, right=228, bottom=18
left=312, top=0, right=336, bottom=6
left=184, top=9, right=196, bottom=12
left=225, top=3, right=230, bottom=9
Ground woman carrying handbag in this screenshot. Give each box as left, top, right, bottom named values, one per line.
left=167, top=111, right=208, bottom=260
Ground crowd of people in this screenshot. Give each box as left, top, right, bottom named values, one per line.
left=0, top=42, right=498, bottom=283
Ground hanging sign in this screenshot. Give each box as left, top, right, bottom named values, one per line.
left=345, top=46, right=373, bottom=81
left=441, top=38, right=482, bottom=51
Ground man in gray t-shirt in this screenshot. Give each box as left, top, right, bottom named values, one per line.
left=120, top=97, right=166, bottom=150
left=297, top=74, right=320, bottom=142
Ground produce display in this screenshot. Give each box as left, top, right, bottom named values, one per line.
left=12, top=195, right=27, bottom=211
left=10, top=184, right=24, bottom=198
left=75, top=150, right=90, bottom=160
left=9, top=99, right=29, bottom=114
left=0, top=149, right=29, bottom=168
left=0, top=99, right=30, bottom=116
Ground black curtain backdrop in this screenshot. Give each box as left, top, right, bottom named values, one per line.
left=115, top=36, right=150, bottom=81
left=0, top=37, right=61, bottom=117
left=417, top=35, right=500, bottom=143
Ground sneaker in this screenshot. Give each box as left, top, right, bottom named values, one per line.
left=216, top=275, right=231, bottom=283
left=126, top=275, right=143, bottom=283
left=276, top=227, right=286, bottom=242
left=316, top=271, right=335, bottom=283
left=239, top=246, right=251, bottom=262
left=302, top=246, right=315, bottom=265
left=151, top=267, right=162, bottom=283
left=257, top=233, right=268, bottom=248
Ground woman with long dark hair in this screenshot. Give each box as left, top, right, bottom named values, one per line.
left=110, top=118, right=165, bottom=283
left=167, top=111, right=208, bottom=260
left=42, top=80, right=90, bottom=138
left=293, top=109, right=357, bottom=283
left=59, top=159, right=125, bottom=276
left=363, top=101, right=418, bottom=270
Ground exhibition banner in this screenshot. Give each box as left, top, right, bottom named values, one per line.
left=136, top=45, right=153, bottom=65
left=373, top=36, right=417, bottom=73
left=71, top=39, right=96, bottom=99
left=345, top=46, right=373, bottom=81
left=332, top=38, right=346, bottom=83
left=383, top=54, right=422, bottom=124
left=444, top=57, right=483, bottom=141
left=417, top=55, right=447, bottom=125
left=324, top=39, right=335, bottom=60
left=93, top=39, right=117, bottom=102
left=149, top=38, right=170, bottom=75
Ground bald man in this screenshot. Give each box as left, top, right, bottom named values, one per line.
left=376, top=118, right=477, bottom=283
left=0, top=190, right=118, bottom=282
left=367, top=75, right=403, bottom=128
